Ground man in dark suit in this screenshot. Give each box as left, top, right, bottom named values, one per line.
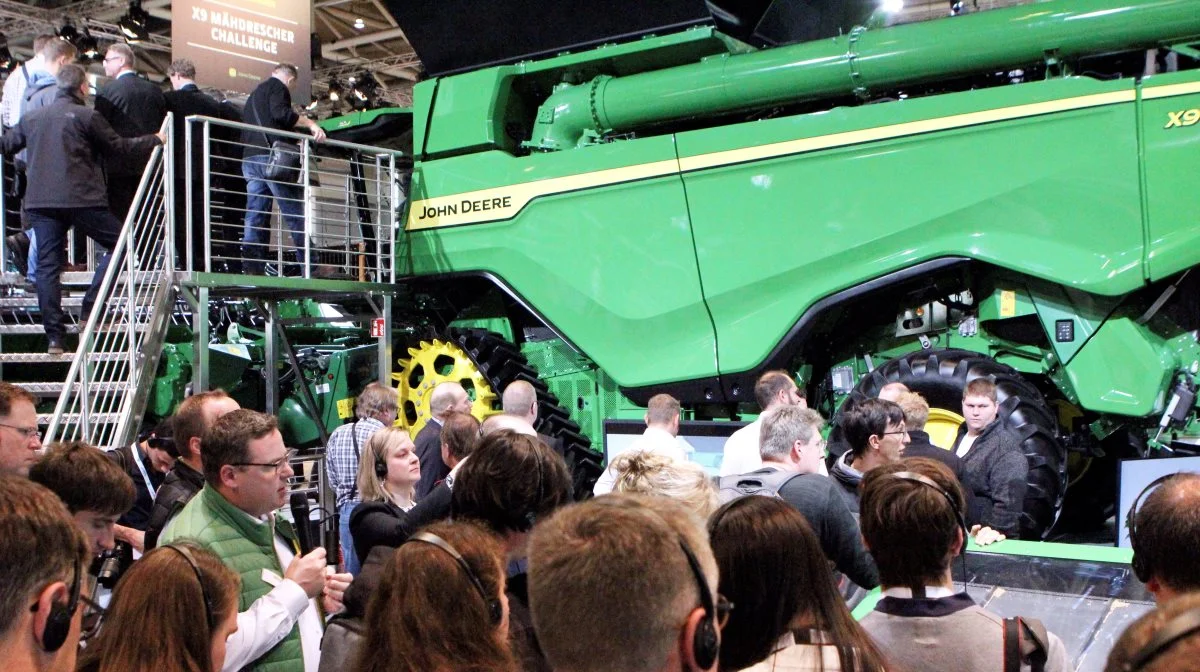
left=413, top=382, right=473, bottom=498
left=96, top=43, right=166, bottom=221
left=163, top=59, right=238, bottom=271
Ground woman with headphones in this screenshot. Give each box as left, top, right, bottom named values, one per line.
left=349, top=427, right=422, bottom=561
left=75, top=542, right=240, bottom=672
left=708, top=496, right=891, bottom=672
left=355, top=520, right=517, bottom=672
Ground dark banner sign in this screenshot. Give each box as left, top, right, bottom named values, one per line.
left=173, top=0, right=312, bottom=101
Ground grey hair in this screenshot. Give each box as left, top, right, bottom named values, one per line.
left=355, top=382, right=397, bottom=421
left=759, top=406, right=825, bottom=460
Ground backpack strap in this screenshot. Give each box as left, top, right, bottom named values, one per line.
left=1003, top=616, right=1049, bottom=672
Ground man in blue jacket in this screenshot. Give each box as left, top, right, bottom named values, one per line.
left=0, top=65, right=163, bottom=354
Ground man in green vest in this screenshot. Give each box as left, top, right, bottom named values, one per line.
left=161, top=410, right=352, bottom=672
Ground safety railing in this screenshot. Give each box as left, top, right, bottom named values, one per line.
left=184, top=115, right=402, bottom=282
left=44, top=114, right=177, bottom=449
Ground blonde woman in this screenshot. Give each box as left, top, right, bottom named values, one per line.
left=609, top=450, right=720, bottom=519
left=348, top=427, right=421, bottom=560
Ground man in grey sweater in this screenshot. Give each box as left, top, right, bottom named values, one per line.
left=952, top=378, right=1029, bottom=537
left=859, top=458, right=1068, bottom=672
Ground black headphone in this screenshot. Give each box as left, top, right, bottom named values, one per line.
left=1126, top=474, right=1176, bottom=583
left=524, top=453, right=546, bottom=531
left=408, top=531, right=503, bottom=626
left=679, top=539, right=720, bottom=670
left=1122, top=607, right=1200, bottom=671
left=888, top=471, right=970, bottom=595
left=163, top=544, right=215, bottom=631
left=374, top=440, right=389, bottom=480
left=40, top=556, right=82, bottom=652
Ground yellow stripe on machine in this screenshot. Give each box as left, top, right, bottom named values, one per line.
left=406, top=86, right=1200, bottom=231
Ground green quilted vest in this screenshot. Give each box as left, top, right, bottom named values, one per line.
left=161, top=485, right=311, bottom=672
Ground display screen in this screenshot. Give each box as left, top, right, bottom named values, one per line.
left=1117, top=455, right=1200, bottom=548
left=603, top=419, right=747, bottom=476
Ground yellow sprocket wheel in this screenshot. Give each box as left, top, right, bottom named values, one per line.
left=392, top=338, right=499, bottom=439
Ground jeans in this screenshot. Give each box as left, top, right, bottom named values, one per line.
left=26, top=228, right=36, bottom=283
left=338, top=501, right=361, bottom=576
left=27, top=208, right=119, bottom=342
left=241, top=153, right=305, bottom=273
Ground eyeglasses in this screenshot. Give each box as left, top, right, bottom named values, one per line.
left=881, top=429, right=910, bottom=437
left=231, top=448, right=297, bottom=473
left=103, top=56, right=120, bottom=63
left=0, top=422, right=40, bottom=440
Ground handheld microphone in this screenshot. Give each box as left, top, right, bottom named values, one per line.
left=289, top=492, right=315, bottom=555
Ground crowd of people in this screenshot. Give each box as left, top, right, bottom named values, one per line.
left=2, top=362, right=1200, bottom=672
left=0, top=37, right=330, bottom=351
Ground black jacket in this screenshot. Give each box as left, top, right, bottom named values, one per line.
left=766, top=466, right=880, bottom=589
left=904, top=430, right=968, bottom=483
left=829, top=452, right=862, bottom=515
left=144, top=460, right=205, bottom=549
left=96, top=72, right=167, bottom=175
left=952, top=421, right=1028, bottom=537
left=413, top=421, right=450, bottom=499
left=164, top=84, right=233, bottom=177
left=241, top=76, right=299, bottom=158
left=0, top=90, right=161, bottom=210
left=349, top=482, right=453, bottom=560
left=105, top=444, right=164, bottom=530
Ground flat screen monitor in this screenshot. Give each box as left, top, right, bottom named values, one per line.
left=603, top=419, right=747, bottom=476
left=1117, top=455, right=1200, bottom=548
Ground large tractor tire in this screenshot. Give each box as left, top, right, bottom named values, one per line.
left=395, top=328, right=602, bottom=499
left=844, top=349, right=1067, bottom=539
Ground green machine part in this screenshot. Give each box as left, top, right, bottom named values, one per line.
left=278, top=344, right=380, bottom=448
left=395, top=0, right=1200, bottom=425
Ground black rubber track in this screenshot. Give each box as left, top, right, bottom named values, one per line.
left=450, top=328, right=603, bottom=499
left=843, top=349, right=1067, bottom=539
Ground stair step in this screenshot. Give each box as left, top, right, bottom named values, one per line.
left=37, top=412, right=121, bottom=426
left=0, top=352, right=125, bottom=363
left=14, top=381, right=130, bottom=396
left=0, top=271, right=161, bottom=287
left=0, top=324, right=148, bottom=335
left=0, top=297, right=84, bottom=309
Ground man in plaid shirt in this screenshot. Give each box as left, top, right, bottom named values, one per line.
left=325, top=382, right=398, bottom=575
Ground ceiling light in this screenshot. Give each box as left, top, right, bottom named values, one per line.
left=57, top=21, right=79, bottom=44
left=76, top=28, right=100, bottom=63
left=353, top=17, right=365, bottom=30
left=327, top=78, right=344, bottom=102
left=118, top=0, right=150, bottom=43
left=0, top=34, right=12, bottom=73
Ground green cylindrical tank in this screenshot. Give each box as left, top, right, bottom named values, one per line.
left=527, top=0, right=1200, bottom=150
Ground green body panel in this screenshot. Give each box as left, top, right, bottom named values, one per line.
left=1063, top=317, right=1175, bottom=415
left=402, top=137, right=718, bottom=389
left=319, top=107, right=411, bottom=133
left=1026, top=285, right=1119, bottom=367
left=528, top=0, right=1200, bottom=149
left=424, top=69, right=512, bottom=157
left=1140, top=71, right=1200, bottom=281
left=677, top=77, right=1142, bottom=375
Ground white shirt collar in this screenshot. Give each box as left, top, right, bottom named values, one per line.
left=881, top=586, right=958, bottom=599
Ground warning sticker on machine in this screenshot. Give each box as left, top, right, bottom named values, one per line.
left=1000, top=290, right=1016, bottom=317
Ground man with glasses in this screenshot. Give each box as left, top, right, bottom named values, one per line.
left=0, top=382, right=41, bottom=477
left=831, top=398, right=910, bottom=515
left=161, top=409, right=352, bottom=672
left=727, top=405, right=879, bottom=590
left=528, top=492, right=728, bottom=672
left=96, top=43, right=166, bottom=221
left=0, top=476, right=91, bottom=671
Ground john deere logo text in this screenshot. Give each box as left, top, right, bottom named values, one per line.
left=1164, top=109, right=1200, bottom=128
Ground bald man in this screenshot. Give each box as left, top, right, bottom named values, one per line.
left=501, top=380, right=564, bottom=455
left=413, top=382, right=472, bottom=498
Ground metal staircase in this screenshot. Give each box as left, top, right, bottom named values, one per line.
left=0, top=116, right=175, bottom=449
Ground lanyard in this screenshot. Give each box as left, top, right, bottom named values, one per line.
left=130, top=444, right=156, bottom=501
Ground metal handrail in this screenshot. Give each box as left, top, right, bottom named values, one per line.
left=184, top=114, right=402, bottom=281
left=44, top=114, right=176, bottom=448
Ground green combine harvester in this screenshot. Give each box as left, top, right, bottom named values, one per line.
left=312, top=0, right=1198, bottom=539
